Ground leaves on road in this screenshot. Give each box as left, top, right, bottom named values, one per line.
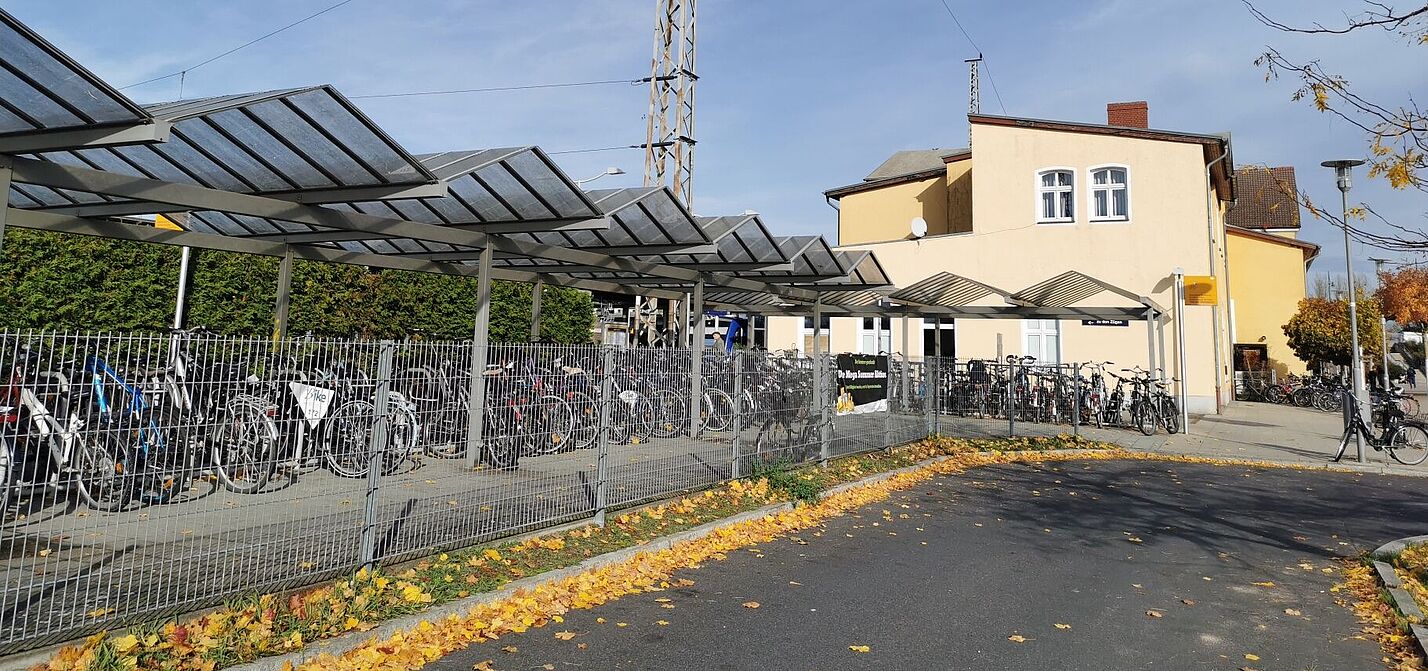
left=1008, top=634, right=1030, bottom=643
left=1145, top=610, right=1164, bottom=618
left=1053, top=623, right=1071, bottom=630
left=742, top=601, right=760, bottom=609
left=848, top=645, right=871, bottom=653
left=553, top=631, right=576, bottom=641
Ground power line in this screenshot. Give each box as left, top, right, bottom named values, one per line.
left=547, top=144, right=644, bottom=156
left=979, top=57, right=1008, bottom=114
left=934, top=0, right=1007, bottom=114
left=120, top=0, right=359, bottom=90
left=350, top=79, right=641, bottom=100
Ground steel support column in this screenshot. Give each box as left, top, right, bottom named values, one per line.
left=272, top=247, right=294, bottom=342
left=688, top=280, right=705, bottom=437
left=0, top=167, right=11, bottom=252
left=465, top=245, right=494, bottom=468
left=530, top=277, right=544, bottom=342
left=813, top=298, right=829, bottom=463
left=1174, top=271, right=1190, bottom=434
left=730, top=352, right=744, bottom=478
left=1145, top=308, right=1157, bottom=374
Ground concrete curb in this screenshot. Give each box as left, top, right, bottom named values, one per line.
left=224, top=501, right=796, bottom=671
left=0, top=445, right=1174, bottom=671
left=1369, top=536, right=1428, bottom=659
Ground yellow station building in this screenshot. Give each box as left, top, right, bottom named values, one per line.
left=766, top=102, right=1317, bottom=413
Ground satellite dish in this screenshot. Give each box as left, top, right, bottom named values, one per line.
left=910, top=217, right=928, bottom=238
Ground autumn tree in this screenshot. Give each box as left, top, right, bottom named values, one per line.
left=1378, top=267, right=1428, bottom=323
left=1282, top=294, right=1385, bottom=366
left=1247, top=1, right=1428, bottom=249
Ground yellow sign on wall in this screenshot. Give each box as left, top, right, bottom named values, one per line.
left=1184, top=275, right=1218, bottom=306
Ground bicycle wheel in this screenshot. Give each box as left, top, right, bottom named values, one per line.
left=650, top=388, right=685, bottom=438
left=1160, top=399, right=1181, bottom=434
left=482, top=408, right=521, bottom=469
left=753, top=416, right=793, bottom=463
left=702, top=389, right=734, bottom=433
left=1401, top=396, right=1421, bottom=417
left=1388, top=423, right=1428, bottom=465
left=565, top=390, right=600, bottom=451
left=1332, top=421, right=1354, bottom=462
left=423, top=400, right=468, bottom=458
left=530, top=395, right=574, bottom=455
left=1291, top=388, right=1314, bottom=408
left=383, top=400, right=417, bottom=474
left=0, top=437, right=11, bottom=517
left=1314, top=390, right=1340, bottom=413
left=1135, top=403, right=1156, bottom=436
left=323, top=400, right=375, bottom=478
left=1264, top=386, right=1284, bottom=405
left=211, top=396, right=276, bottom=494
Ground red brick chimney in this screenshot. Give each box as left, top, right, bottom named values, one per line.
left=1107, top=101, right=1149, bottom=128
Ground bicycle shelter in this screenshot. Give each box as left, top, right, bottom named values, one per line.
left=0, top=8, right=1194, bottom=653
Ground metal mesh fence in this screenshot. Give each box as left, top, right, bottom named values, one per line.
left=0, top=331, right=1180, bottom=654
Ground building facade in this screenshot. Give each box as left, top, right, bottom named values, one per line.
left=767, top=102, right=1315, bottom=414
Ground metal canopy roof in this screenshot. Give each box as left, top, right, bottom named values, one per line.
left=888, top=272, right=1025, bottom=307
left=8, top=86, right=442, bottom=216
left=792, top=250, right=892, bottom=289
left=0, top=11, right=890, bottom=310
left=0, top=9, right=152, bottom=143
left=174, top=146, right=609, bottom=253
left=1008, top=270, right=1164, bottom=312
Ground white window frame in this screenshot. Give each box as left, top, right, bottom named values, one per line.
left=1088, top=164, right=1131, bottom=223
left=1035, top=167, right=1076, bottom=225
left=1021, top=319, right=1062, bottom=364
left=799, top=315, right=830, bottom=355
left=859, top=316, right=892, bottom=354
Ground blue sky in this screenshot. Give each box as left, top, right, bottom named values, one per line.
left=7, top=0, right=1424, bottom=281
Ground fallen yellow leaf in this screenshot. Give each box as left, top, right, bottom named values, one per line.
left=1251, top=581, right=1275, bottom=587
left=742, top=601, right=760, bottom=609
left=1146, top=610, right=1164, bottom=618
left=473, top=661, right=494, bottom=671
left=1053, top=623, right=1071, bottom=630
left=500, top=645, right=518, bottom=653
left=849, top=644, right=871, bottom=653
left=616, top=622, right=628, bottom=627
left=656, top=620, right=669, bottom=626
left=1244, top=653, right=1260, bottom=661
left=1008, top=634, right=1029, bottom=643
left=1284, top=608, right=1301, bottom=617
left=554, top=631, right=577, bottom=641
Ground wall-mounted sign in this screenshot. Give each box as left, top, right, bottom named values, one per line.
left=835, top=354, right=888, bottom=415
left=1081, top=319, right=1129, bottom=327
left=1184, top=275, right=1218, bottom=306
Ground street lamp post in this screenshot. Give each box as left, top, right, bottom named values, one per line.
left=575, top=167, right=626, bottom=185
left=1372, top=257, right=1392, bottom=391
left=1322, top=159, right=1367, bottom=463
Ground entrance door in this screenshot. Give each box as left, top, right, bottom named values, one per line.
left=1023, top=319, right=1060, bottom=364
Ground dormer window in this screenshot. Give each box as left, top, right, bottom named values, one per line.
left=1090, top=166, right=1129, bottom=221
left=1037, top=169, right=1074, bottom=223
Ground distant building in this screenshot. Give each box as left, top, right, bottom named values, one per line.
left=767, top=102, right=1318, bottom=413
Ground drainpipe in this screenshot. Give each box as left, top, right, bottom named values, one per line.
left=1203, top=142, right=1231, bottom=411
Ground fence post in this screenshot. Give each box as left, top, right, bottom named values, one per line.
left=730, top=351, right=743, bottom=479
left=593, top=347, right=614, bottom=526
left=689, top=280, right=704, bottom=437
left=1072, top=362, right=1081, bottom=437
left=359, top=340, right=395, bottom=569
left=883, top=355, right=895, bottom=449
left=1007, top=360, right=1016, bottom=437
left=925, top=357, right=936, bottom=438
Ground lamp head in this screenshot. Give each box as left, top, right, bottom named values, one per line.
left=605, top=167, right=626, bottom=176
left=1321, top=159, right=1366, bottom=193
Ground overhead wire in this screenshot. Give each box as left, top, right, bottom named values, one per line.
left=120, top=0, right=360, bottom=90
left=350, top=79, right=642, bottom=100
left=935, top=0, right=1008, bottom=114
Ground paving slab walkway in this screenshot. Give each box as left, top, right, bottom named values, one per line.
left=432, top=458, right=1428, bottom=671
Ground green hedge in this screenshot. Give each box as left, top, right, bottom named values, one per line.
left=0, top=229, right=594, bottom=343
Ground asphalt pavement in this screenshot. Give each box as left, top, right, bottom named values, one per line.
left=432, top=458, right=1428, bottom=670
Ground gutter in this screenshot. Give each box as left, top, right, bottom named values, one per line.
left=1203, top=140, right=1232, bottom=411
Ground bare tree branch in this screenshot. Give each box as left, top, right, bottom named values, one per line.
left=1244, top=0, right=1428, bottom=35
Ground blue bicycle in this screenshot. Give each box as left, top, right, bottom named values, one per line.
left=84, top=354, right=183, bottom=506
